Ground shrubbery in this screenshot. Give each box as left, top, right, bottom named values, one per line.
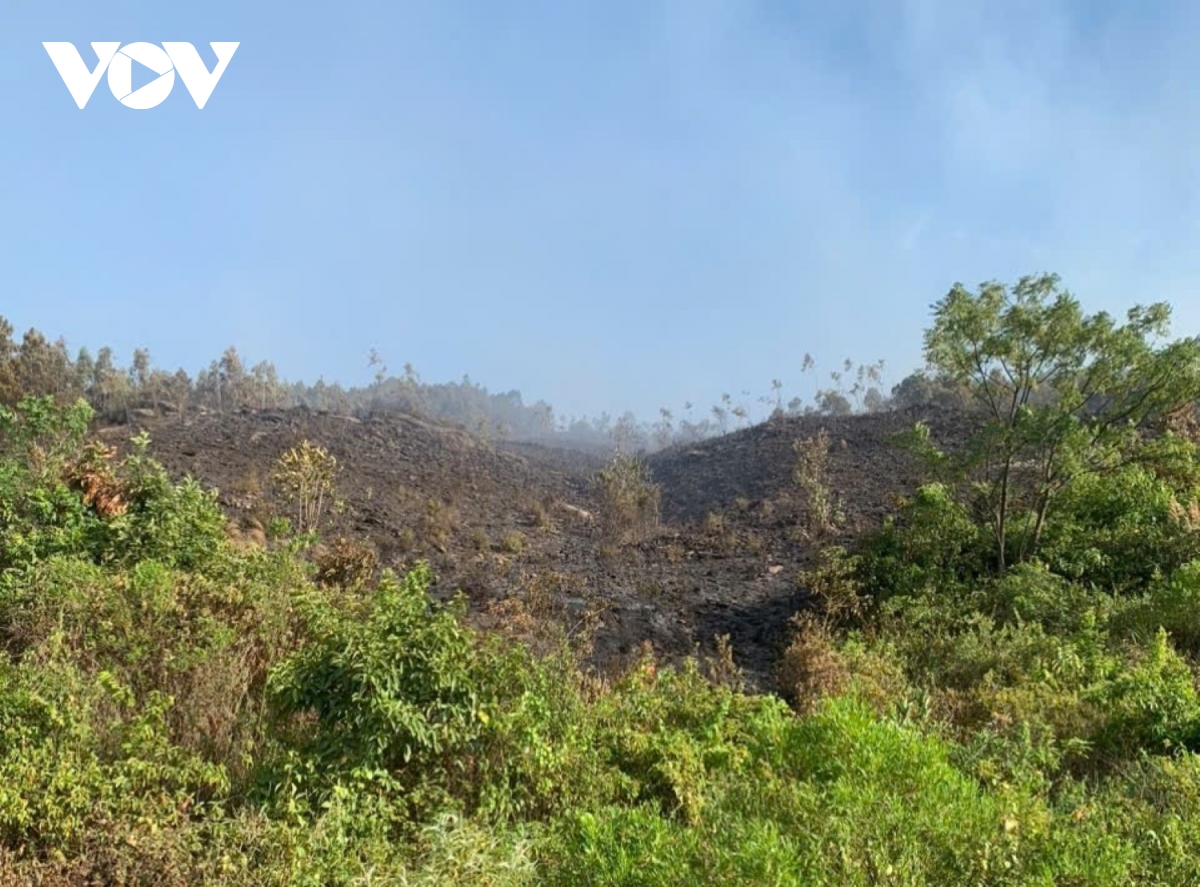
left=763, top=280, right=1200, bottom=881
left=10, top=308, right=1200, bottom=887
left=594, top=452, right=661, bottom=543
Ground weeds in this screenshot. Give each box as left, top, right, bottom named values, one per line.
left=594, top=452, right=660, bottom=544
left=271, top=440, right=339, bottom=534
left=419, top=498, right=459, bottom=550
left=314, top=536, right=379, bottom=589
left=793, top=429, right=843, bottom=541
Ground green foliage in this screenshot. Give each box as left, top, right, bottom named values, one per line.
left=859, top=482, right=986, bottom=600
left=262, top=563, right=615, bottom=829
left=798, top=545, right=868, bottom=626
left=97, top=436, right=228, bottom=571
left=0, top=658, right=227, bottom=857
left=0, top=394, right=92, bottom=463
left=0, top=396, right=98, bottom=571
left=848, top=391, right=1200, bottom=793
left=11, top=340, right=1200, bottom=882
left=543, top=695, right=1129, bottom=885
left=925, top=273, right=1200, bottom=572
left=264, top=565, right=486, bottom=809
left=1038, top=463, right=1200, bottom=592
left=1116, top=560, right=1200, bottom=656
left=0, top=400, right=226, bottom=579
left=1089, top=629, right=1200, bottom=758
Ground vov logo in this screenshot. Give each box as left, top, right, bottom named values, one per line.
left=43, top=42, right=239, bottom=109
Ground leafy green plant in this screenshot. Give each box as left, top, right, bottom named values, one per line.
left=1038, top=464, right=1200, bottom=592
left=924, top=273, right=1200, bottom=572
left=858, top=482, right=986, bottom=601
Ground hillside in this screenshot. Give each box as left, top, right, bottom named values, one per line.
left=96, top=403, right=972, bottom=688
left=9, top=278, right=1200, bottom=881
left=647, top=403, right=978, bottom=525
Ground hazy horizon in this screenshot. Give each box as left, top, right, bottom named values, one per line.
left=4, top=1, right=1200, bottom=421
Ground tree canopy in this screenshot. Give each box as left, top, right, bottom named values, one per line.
left=923, top=272, right=1200, bottom=572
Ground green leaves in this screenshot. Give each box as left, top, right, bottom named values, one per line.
left=924, top=274, right=1200, bottom=571
left=0, top=398, right=227, bottom=579
left=264, top=564, right=486, bottom=804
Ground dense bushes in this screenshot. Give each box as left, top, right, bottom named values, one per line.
left=0, top=398, right=226, bottom=576
left=771, top=278, right=1200, bottom=879
left=771, top=422, right=1200, bottom=881
left=9, top=392, right=1200, bottom=882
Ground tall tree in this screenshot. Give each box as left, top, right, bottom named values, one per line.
left=219, top=346, right=246, bottom=411
left=74, top=347, right=95, bottom=400
left=166, top=369, right=192, bottom=421
left=0, top=317, right=20, bottom=404
left=15, top=330, right=74, bottom=400
left=924, top=272, right=1200, bottom=573
left=131, top=348, right=151, bottom=393
left=250, top=360, right=281, bottom=409
left=91, top=347, right=131, bottom=418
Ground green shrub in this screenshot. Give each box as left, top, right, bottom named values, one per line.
left=0, top=416, right=225, bottom=578
left=0, top=658, right=227, bottom=857
left=1039, top=465, right=1200, bottom=592
left=981, top=561, right=1113, bottom=634
left=1114, top=560, right=1200, bottom=655
left=858, top=483, right=986, bottom=601
left=263, top=564, right=483, bottom=814
left=262, top=563, right=612, bottom=827
left=98, top=437, right=227, bottom=571
left=1088, top=629, right=1200, bottom=759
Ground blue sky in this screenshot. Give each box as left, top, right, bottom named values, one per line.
left=2, top=1, right=1199, bottom=421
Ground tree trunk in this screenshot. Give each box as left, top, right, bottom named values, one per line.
left=996, top=458, right=1012, bottom=574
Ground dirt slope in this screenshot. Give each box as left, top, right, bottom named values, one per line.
left=100, top=404, right=972, bottom=689
left=648, top=404, right=976, bottom=526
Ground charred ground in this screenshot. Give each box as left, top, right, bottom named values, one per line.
left=103, top=403, right=976, bottom=689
